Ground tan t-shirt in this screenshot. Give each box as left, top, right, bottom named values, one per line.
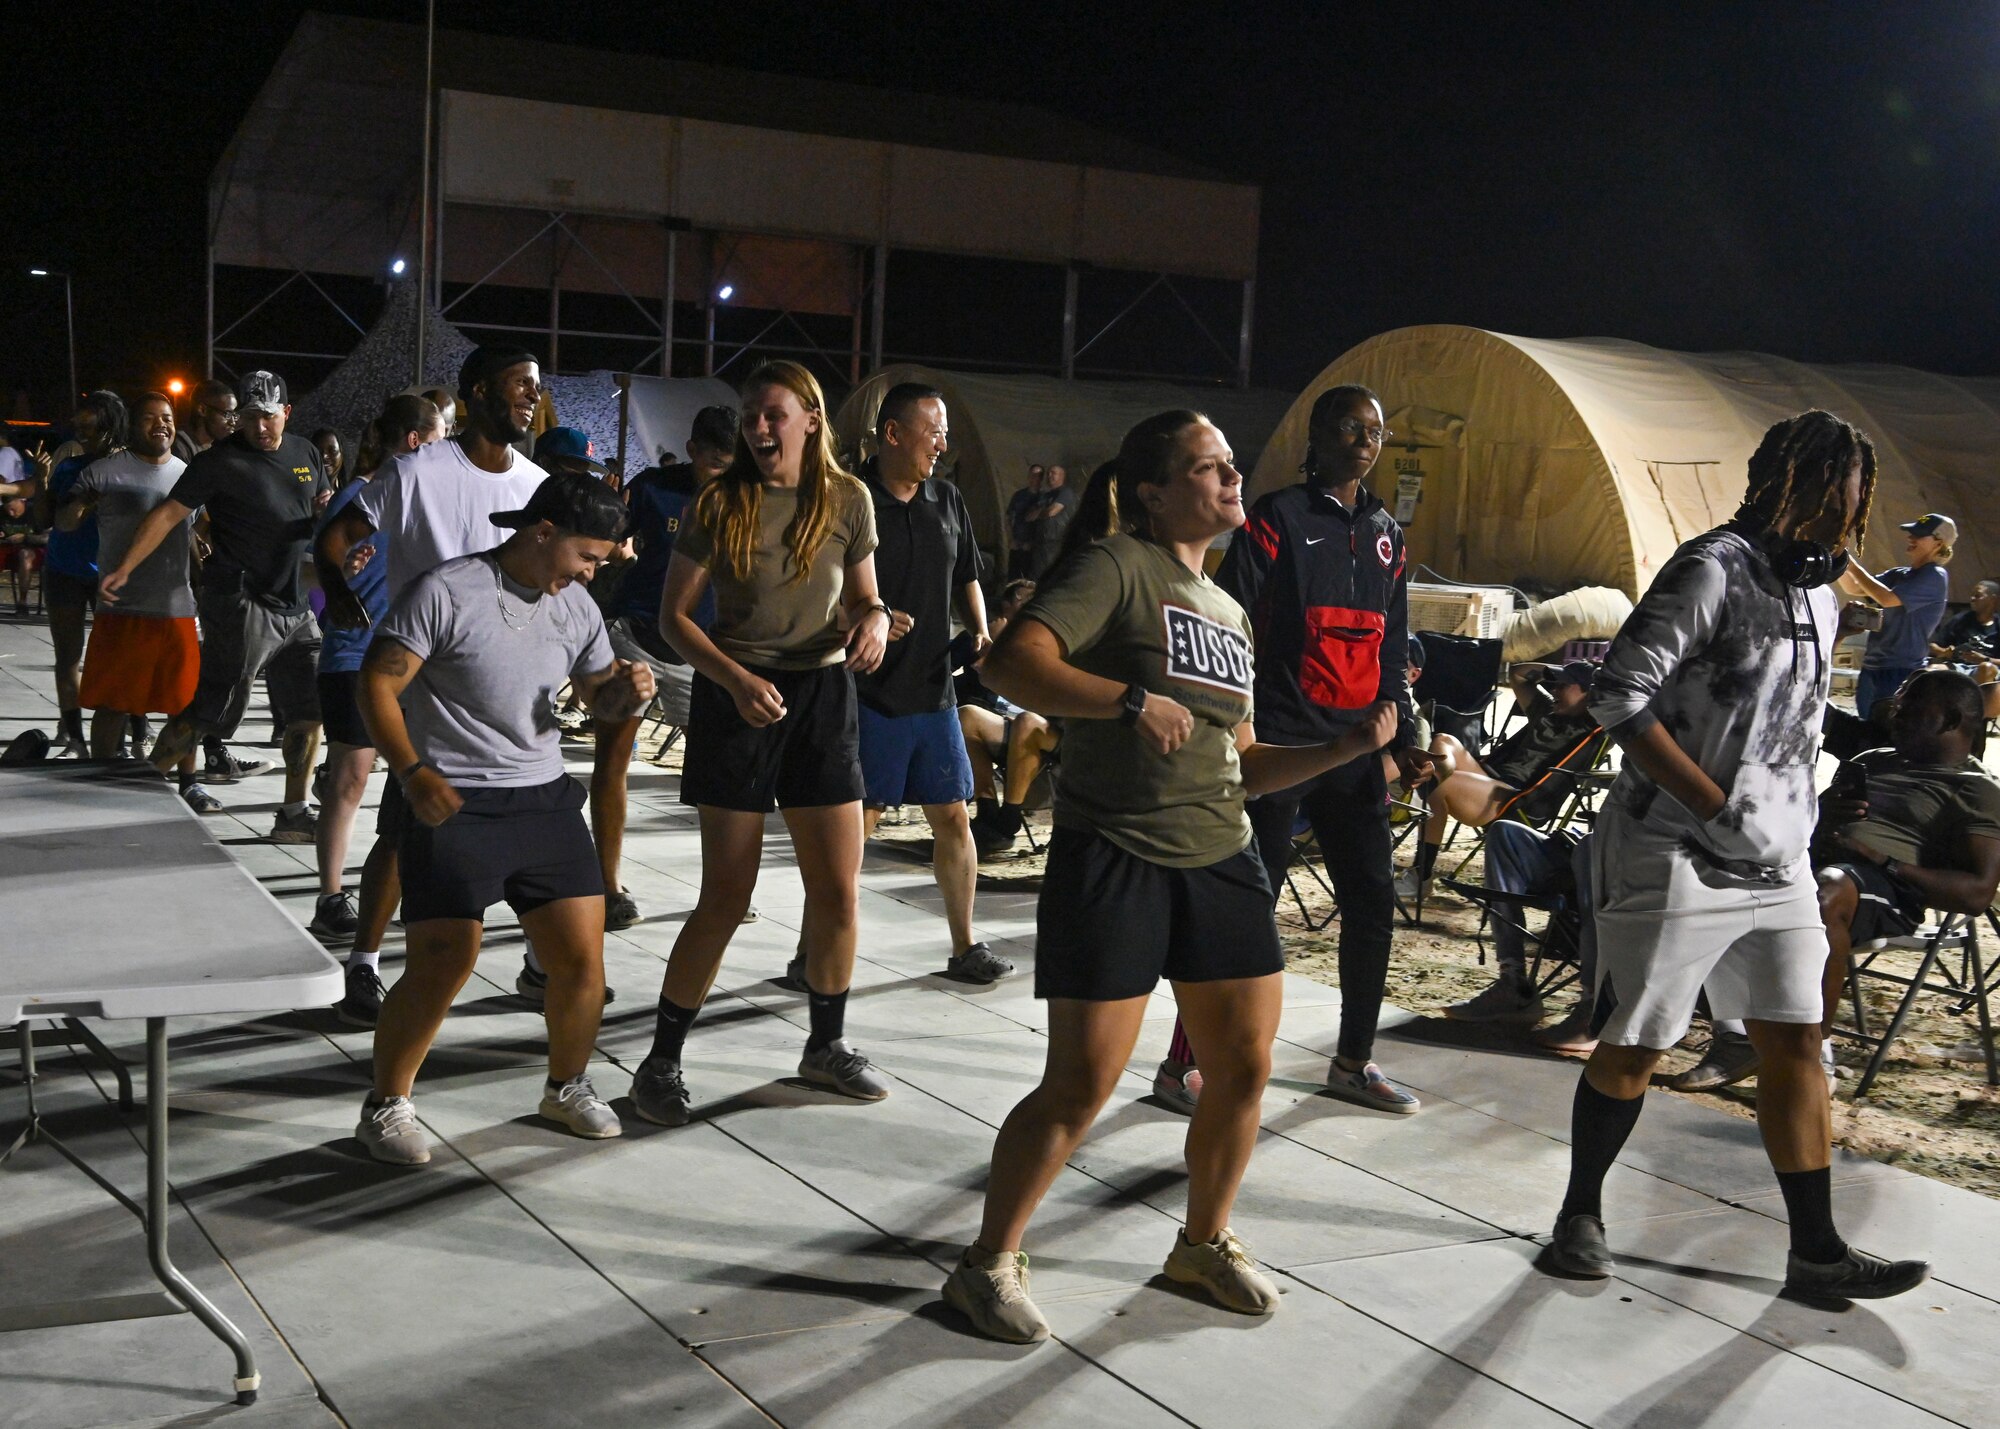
left=1024, top=534, right=1256, bottom=867
left=675, top=477, right=878, bottom=671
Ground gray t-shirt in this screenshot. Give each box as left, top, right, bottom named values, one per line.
left=376, top=552, right=614, bottom=787
left=78, top=451, right=194, bottom=618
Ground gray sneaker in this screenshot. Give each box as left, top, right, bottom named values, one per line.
left=946, top=942, right=1015, bottom=983
left=1163, top=1227, right=1280, bottom=1314
left=798, top=1038, right=891, bottom=1100
left=357, top=1095, right=431, bottom=1166
left=270, top=805, right=318, bottom=844
left=539, top=1074, right=622, bottom=1139
left=783, top=952, right=810, bottom=991
left=630, top=1058, right=692, bottom=1127
left=606, top=889, right=641, bottom=930
left=1444, top=975, right=1545, bottom=1024
left=1665, top=1029, right=1760, bottom=1092
left=942, top=1245, right=1050, bottom=1344
left=310, top=891, right=358, bottom=941
left=1152, top=1059, right=1203, bottom=1114
left=1545, top=1214, right=1613, bottom=1278
left=180, top=783, right=224, bottom=815
left=514, top=959, right=616, bottom=1007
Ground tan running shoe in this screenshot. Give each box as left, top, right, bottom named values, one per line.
left=1163, top=1227, right=1280, bottom=1314
left=942, top=1244, right=1050, bottom=1344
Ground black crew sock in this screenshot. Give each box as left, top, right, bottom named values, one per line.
left=1416, top=840, right=1441, bottom=879
left=1775, top=1167, right=1847, bottom=1263
left=59, top=709, right=84, bottom=743
left=806, top=988, right=849, bottom=1051
left=1558, top=1075, right=1646, bottom=1222
left=647, top=996, right=700, bottom=1066
left=177, top=768, right=197, bottom=791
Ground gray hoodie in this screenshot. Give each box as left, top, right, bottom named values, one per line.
left=1591, top=526, right=1838, bottom=881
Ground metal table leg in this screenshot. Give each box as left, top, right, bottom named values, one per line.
left=144, top=1018, right=261, bottom=1406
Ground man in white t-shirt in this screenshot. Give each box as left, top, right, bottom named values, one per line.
left=315, top=345, right=571, bottom=1023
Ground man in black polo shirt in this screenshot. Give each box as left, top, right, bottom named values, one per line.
left=791, top=383, right=1010, bottom=984
left=103, top=370, right=330, bottom=842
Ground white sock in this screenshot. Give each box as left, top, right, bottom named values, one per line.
left=523, top=939, right=545, bottom=975
left=347, top=948, right=380, bottom=973
left=282, top=800, right=307, bottom=816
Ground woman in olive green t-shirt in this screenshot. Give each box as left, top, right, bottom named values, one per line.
left=631, top=361, right=897, bottom=1126
left=938, top=411, right=1396, bottom=1343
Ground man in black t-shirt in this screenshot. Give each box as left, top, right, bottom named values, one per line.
left=104, top=370, right=331, bottom=843
left=1931, top=579, right=2000, bottom=663
left=790, top=383, right=1009, bottom=985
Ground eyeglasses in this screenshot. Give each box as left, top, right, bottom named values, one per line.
left=1335, top=419, right=1391, bottom=445
left=200, top=404, right=240, bottom=426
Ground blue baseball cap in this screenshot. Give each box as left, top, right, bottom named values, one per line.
left=533, top=426, right=608, bottom=478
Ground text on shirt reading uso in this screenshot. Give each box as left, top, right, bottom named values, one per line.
left=1161, top=602, right=1253, bottom=695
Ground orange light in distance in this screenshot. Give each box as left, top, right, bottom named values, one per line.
left=167, top=379, right=186, bottom=395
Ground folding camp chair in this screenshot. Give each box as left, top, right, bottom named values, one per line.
left=1437, top=872, right=1586, bottom=1002
left=1836, top=912, right=1997, bottom=1099
left=1414, top=632, right=1506, bottom=755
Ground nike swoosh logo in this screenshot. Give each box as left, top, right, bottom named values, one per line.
left=1305, top=537, right=1327, bottom=545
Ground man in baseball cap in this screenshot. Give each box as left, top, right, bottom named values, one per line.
left=1539, top=659, right=1598, bottom=697
left=1843, top=511, right=1955, bottom=716
left=490, top=470, right=631, bottom=543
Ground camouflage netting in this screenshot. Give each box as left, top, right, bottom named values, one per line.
left=290, top=282, right=477, bottom=463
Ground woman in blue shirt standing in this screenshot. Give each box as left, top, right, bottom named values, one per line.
left=1843, top=512, right=1953, bottom=717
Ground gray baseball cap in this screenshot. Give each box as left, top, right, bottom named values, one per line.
left=238, top=370, right=289, bottom=415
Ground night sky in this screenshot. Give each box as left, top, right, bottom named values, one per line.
left=6, top=1, right=1998, bottom=417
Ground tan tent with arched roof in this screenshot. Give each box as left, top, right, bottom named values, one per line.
left=1250, top=325, right=2000, bottom=597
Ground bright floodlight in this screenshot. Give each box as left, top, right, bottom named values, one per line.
left=29, top=268, right=48, bottom=277
left=167, top=379, right=186, bottom=395
left=717, top=284, right=734, bottom=301
left=390, top=258, right=408, bottom=275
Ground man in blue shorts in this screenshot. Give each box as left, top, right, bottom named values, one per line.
left=790, top=382, right=1010, bottom=984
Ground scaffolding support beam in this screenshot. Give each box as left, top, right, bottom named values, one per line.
left=1061, top=266, right=1079, bottom=380
left=1237, top=277, right=1256, bottom=389
left=870, top=244, right=888, bottom=373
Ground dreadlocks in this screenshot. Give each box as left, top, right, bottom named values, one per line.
left=1736, top=409, right=1877, bottom=549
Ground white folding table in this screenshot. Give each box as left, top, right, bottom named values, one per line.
left=0, top=761, right=344, bottom=1405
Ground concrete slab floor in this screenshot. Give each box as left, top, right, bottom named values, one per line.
left=0, top=615, right=1990, bottom=1428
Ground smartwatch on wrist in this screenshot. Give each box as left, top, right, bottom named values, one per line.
left=1119, top=683, right=1149, bottom=727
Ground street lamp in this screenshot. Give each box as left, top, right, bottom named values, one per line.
left=28, top=269, right=77, bottom=405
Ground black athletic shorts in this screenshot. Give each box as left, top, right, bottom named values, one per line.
left=45, top=569, right=97, bottom=610
left=1034, top=825, right=1286, bottom=1001
left=398, top=773, right=603, bottom=924
left=680, top=662, right=864, bottom=812
left=1823, top=860, right=1923, bottom=946
left=317, top=671, right=371, bottom=748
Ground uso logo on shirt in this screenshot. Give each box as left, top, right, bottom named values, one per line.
left=1162, top=602, right=1253, bottom=696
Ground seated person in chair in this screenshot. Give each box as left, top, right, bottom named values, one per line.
left=1396, top=659, right=1602, bottom=898
left=957, top=579, right=1060, bottom=858
left=1671, top=667, right=2000, bottom=1091
left=1445, top=826, right=1603, bottom=1048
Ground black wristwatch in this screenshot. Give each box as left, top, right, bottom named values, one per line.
left=1882, top=856, right=1901, bottom=881
left=396, top=758, right=433, bottom=787
left=1119, top=683, right=1149, bottom=727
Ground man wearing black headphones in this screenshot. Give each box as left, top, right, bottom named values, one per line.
left=1544, top=410, right=1929, bottom=1303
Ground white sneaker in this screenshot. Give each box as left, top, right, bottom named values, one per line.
left=539, top=1074, right=623, bottom=1139
left=357, top=1095, right=431, bottom=1165
left=1392, top=867, right=1431, bottom=900
left=1444, top=976, right=1545, bottom=1024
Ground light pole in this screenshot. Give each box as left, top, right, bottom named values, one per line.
left=29, top=269, right=77, bottom=405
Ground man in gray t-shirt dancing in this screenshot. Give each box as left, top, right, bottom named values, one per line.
left=351, top=474, right=655, bottom=1167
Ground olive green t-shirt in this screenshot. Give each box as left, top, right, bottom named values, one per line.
left=1024, top=534, right=1255, bottom=868
left=674, top=477, right=878, bottom=671
left=1829, top=750, right=2000, bottom=872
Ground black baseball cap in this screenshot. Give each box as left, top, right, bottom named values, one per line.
left=238, top=370, right=288, bottom=415
left=457, top=343, right=539, bottom=402
left=1540, top=660, right=1598, bottom=692
left=491, top=472, right=632, bottom=541
left=1407, top=635, right=1427, bottom=668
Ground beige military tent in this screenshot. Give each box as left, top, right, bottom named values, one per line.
left=836, top=365, right=1294, bottom=561
left=1251, top=325, right=2000, bottom=597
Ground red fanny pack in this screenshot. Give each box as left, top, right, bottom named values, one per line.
left=1299, top=606, right=1385, bottom=710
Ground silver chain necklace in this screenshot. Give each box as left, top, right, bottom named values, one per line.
left=493, top=561, right=544, bottom=632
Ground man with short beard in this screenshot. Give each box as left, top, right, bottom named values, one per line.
left=57, top=393, right=208, bottom=802
left=104, top=371, right=330, bottom=841
left=316, top=346, right=571, bottom=1022
left=171, top=378, right=237, bottom=463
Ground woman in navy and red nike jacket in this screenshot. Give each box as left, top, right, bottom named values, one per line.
left=1153, top=384, right=1433, bottom=1117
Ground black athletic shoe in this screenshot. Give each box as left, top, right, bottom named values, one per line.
left=1545, top=1214, right=1614, bottom=1278
left=606, top=890, right=640, bottom=930
left=335, top=965, right=386, bottom=1028
left=630, top=1058, right=691, bottom=1127
left=310, top=892, right=359, bottom=941
left=205, top=749, right=276, bottom=784
left=1784, top=1246, right=1930, bottom=1301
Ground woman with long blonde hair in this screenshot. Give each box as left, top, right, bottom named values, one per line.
left=632, top=361, right=894, bottom=1125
